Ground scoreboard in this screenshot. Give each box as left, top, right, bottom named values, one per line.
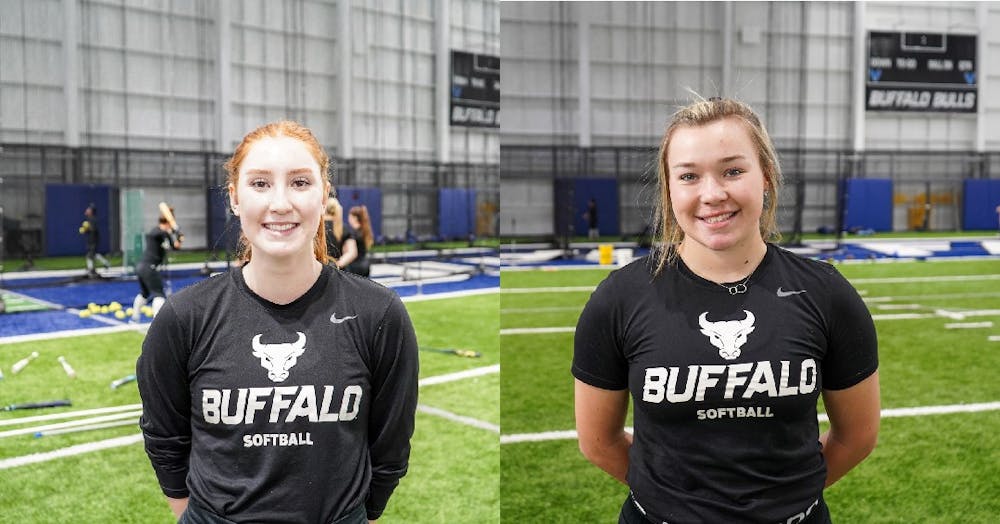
left=866, top=31, right=977, bottom=113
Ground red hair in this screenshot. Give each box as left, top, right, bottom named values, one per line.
left=224, top=121, right=332, bottom=263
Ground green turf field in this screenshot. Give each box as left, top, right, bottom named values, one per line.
left=500, top=258, right=1000, bottom=523
left=0, top=292, right=499, bottom=524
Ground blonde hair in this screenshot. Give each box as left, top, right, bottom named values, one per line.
left=325, top=197, right=344, bottom=258
left=224, top=121, right=332, bottom=263
left=653, top=96, right=782, bottom=274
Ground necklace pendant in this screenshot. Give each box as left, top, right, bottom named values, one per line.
left=729, top=283, right=748, bottom=295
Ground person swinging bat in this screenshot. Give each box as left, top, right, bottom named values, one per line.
left=132, top=202, right=183, bottom=321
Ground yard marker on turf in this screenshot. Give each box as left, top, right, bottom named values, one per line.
left=2, top=400, right=71, bottom=412
left=988, top=335, right=1000, bottom=342
left=110, top=374, right=137, bottom=389
left=57, top=356, right=77, bottom=378
left=34, top=418, right=139, bottom=438
left=934, top=309, right=966, bottom=320
left=11, top=351, right=39, bottom=374
left=944, top=321, right=993, bottom=329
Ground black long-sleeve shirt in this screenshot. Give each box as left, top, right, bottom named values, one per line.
left=137, top=264, right=418, bottom=522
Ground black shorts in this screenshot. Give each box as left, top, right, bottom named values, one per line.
left=180, top=498, right=367, bottom=524
left=618, top=493, right=832, bottom=524
left=136, top=262, right=165, bottom=299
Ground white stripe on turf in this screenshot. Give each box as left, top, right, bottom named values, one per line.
left=0, top=323, right=148, bottom=344
left=419, top=364, right=499, bottom=387
left=851, top=274, right=1000, bottom=284
left=500, top=401, right=1000, bottom=444
left=0, top=403, right=143, bottom=427
left=500, top=286, right=596, bottom=294
left=402, top=287, right=498, bottom=302
left=0, top=366, right=500, bottom=469
left=0, top=433, right=144, bottom=469
left=0, top=411, right=144, bottom=439
left=417, top=404, right=499, bottom=433
left=500, top=327, right=575, bottom=335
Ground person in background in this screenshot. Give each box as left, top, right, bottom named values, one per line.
left=132, top=208, right=182, bottom=320
left=584, top=198, right=599, bottom=240
left=324, top=196, right=344, bottom=262
left=337, top=205, right=374, bottom=277
left=573, top=97, right=879, bottom=524
left=79, top=204, right=111, bottom=277
left=136, top=120, right=418, bottom=524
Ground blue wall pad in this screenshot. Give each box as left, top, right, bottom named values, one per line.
left=962, top=179, right=1000, bottom=230
left=438, top=188, right=477, bottom=240
left=337, top=187, right=382, bottom=239
left=842, top=179, right=892, bottom=232
left=573, top=178, right=619, bottom=237
left=45, top=184, right=113, bottom=256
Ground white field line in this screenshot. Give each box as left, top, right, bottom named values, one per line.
left=419, top=364, right=499, bottom=387
left=850, top=274, right=1000, bottom=284
left=501, top=310, right=1000, bottom=332
left=944, top=322, right=994, bottom=329
left=0, top=366, right=500, bottom=470
left=501, top=306, right=582, bottom=314
left=864, top=291, right=1000, bottom=302
left=0, top=323, right=148, bottom=345
left=501, top=286, right=596, bottom=294
left=0, top=403, right=143, bottom=427
left=500, top=401, right=1000, bottom=444
left=501, top=327, right=576, bottom=335
left=416, top=365, right=500, bottom=432
left=0, top=434, right=144, bottom=469
left=0, top=411, right=144, bottom=439
left=0, top=288, right=499, bottom=345
left=36, top=419, right=140, bottom=437
left=401, top=287, right=499, bottom=303
left=417, top=404, right=500, bottom=433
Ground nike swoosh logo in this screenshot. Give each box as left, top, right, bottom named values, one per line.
left=330, top=314, right=358, bottom=324
left=776, top=287, right=807, bottom=297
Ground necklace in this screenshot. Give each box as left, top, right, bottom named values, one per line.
left=719, top=274, right=751, bottom=295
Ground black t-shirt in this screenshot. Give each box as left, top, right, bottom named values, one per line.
left=572, top=244, right=877, bottom=523
left=83, top=217, right=99, bottom=247
left=324, top=220, right=341, bottom=259
left=137, top=264, right=419, bottom=522
left=140, top=226, right=173, bottom=266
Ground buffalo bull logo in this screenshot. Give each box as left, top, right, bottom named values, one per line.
left=251, top=332, right=307, bottom=382
left=698, top=310, right=755, bottom=360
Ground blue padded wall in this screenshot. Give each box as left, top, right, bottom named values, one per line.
left=962, top=179, right=1000, bottom=230
left=842, top=179, right=893, bottom=232
left=438, top=188, right=477, bottom=240
left=45, top=184, right=113, bottom=256
left=573, top=178, right=619, bottom=237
